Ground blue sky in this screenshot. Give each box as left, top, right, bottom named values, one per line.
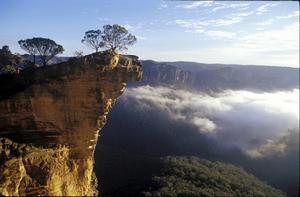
left=0, top=0, right=299, bottom=67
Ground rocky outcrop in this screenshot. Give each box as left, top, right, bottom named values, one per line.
left=0, top=52, right=142, bottom=196
left=0, top=137, right=98, bottom=196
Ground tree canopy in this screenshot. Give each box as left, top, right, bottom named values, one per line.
left=82, top=24, right=137, bottom=53
left=101, top=24, right=137, bottom=52
left=142, top=156, right=285, bottom=197
left=18, top=37, right=64, bottom=66
left=18, top=39, right=38, bottom=64
left=81, top=30, right=102, bottom=52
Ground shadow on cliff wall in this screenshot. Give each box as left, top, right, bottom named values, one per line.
left=0, top=52, right=143, bottom=196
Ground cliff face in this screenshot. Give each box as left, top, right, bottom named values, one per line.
left=0, top=52, right=142, bottom=196
left=140, top=60, right=299, bottom=92
left=140, top=60, right=193, bottom=88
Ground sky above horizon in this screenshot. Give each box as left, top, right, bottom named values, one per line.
left=0, top=0, right=299, bottom=67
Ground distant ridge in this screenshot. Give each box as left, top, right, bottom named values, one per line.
left=21, top=55, right=299, bottom=92
left=139, top=60, right=299, bottom=92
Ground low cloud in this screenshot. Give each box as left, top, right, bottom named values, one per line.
left=123, top=86, right=299, bottom=158
left=205, top=30, right=236, bottom=39
left=136, top=35, right=147, bottom=41
left=256, top=19, right=274, bottom=26
left=181, top=22, right=299, bottom=67
left=174, top=17, right=242, bottom=38
left=176, top=1, right=214, bottom=9
left=236, top=22, right=299, bottom=52
left=175, top=17, right=242, bottom=30
left=211, top=3, right=249, bottom=12
left=192, top=117, right=216, bottom=133
left=158, top=2, right=168, bottom=9
left=246, top=130, right=298, bottom=158
left=277, top=10, right=300, bottom=19
left=255, top=3, right=278, bottom=15
left=124, top=23, right=144, bottom=32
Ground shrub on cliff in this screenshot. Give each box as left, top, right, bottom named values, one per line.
left=0, top=65, right=17, bottom=74
left=0, top=46, right=19, bottom=66
left=0, top=45, right=22, bottom=74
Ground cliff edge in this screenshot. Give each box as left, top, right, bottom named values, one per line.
left=0, top=52, right=142, bottom=196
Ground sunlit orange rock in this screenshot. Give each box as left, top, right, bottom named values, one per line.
left=0, top=52, right=142, bottom=196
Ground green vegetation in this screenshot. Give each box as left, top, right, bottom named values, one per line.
left=141, top=156, right=285, bottom=197
left=82, top=24, right=137, bottom=53
left=0, top=65, right=17, bottom=74
left=1, top=23, right=134, bottom=71
left=18, top=37, right=64, bottom=66
left=81, top=29, right=102, bottom=52
left=0, top=45, right=23, bottom=74
left=95, top=146, right=286, bottom=197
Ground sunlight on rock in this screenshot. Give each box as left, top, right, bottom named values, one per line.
left=0, top=53, right=142, bottom=196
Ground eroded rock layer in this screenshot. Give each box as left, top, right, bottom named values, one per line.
left=0, top=52, right=142, bottom=196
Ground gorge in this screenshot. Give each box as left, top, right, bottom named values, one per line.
left=0, top=54, right=298, bottom=196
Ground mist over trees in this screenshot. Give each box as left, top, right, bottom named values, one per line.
left=82, top=24, right=137, bottom=53
left=18, top=37, right=64, bottom=66
left=97, top=84, right=299, bottom=197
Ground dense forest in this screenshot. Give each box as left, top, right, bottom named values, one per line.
left=141, top=156, right=285, bottom=197
left=95, top=145, right=286, bottom=197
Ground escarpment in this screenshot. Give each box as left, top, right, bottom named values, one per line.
left=140, top=60, right=299, bottom=92
left=0, top=52, right=142, bottom=196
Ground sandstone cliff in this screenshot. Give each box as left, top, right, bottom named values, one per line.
left=140, top=60, right=299, bottom=92
left=0, top=52, right=142, bottom=196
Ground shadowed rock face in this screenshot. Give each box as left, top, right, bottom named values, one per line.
left=0, top=52, right=142, bottom=196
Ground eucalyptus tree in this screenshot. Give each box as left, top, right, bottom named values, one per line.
left=101, top=24, right=137, bottom=52
left=18, top=37, right=64, bottom=66
left=81, top=30, right=102, bottom=52
left=82, top=24, right=137, bottom=53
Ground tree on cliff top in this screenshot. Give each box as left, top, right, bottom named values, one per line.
left=18, top=37, right=64, bottom=67
left=18, top=39, right=38, bottom=65
left=101, top=24, right=137, bottom=52
left=82, top=24, right=137, bottom=53
left=81, top=30, right=102, bottom=52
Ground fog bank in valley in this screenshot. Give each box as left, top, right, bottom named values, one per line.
left=98, top=85, right=299, bottom=196
left=123, top=86, right=299, bottom=158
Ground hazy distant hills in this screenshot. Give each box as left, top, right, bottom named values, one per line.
left=139, top=60, right=299, bottom=92
left=22, top=54, right=70, bottom=66
left=23, top=55, right=299, bottom=92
